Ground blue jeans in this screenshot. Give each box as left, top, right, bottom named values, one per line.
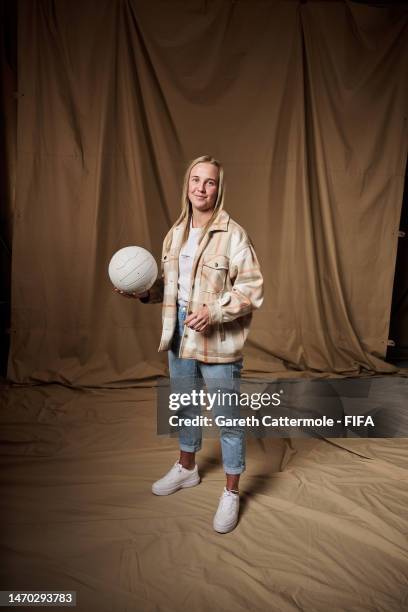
left=168, top=304, right=245, bottom=475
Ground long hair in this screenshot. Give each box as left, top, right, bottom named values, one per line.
left=173, top=155, right=226, bottom=244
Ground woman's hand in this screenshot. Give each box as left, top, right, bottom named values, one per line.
left=185, top=305, right=210, bottom=332
left=114, top=287, right=149, bottom=300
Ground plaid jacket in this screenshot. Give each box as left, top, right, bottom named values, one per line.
left=146, top=210, right=264, bottom=363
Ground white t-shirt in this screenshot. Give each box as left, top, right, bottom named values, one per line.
left=178, top=223, right=202, bottom=304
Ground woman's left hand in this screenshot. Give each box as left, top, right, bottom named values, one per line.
left=185, top=306, right=210, bottom=332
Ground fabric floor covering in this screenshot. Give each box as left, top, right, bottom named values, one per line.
left=0, top=382, right=407, bottom=612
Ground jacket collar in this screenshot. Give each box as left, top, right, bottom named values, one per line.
left=209, top=209, right=230, bottom=232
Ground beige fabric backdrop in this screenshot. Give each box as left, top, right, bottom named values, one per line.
left=8, top=0, right=408, bottom=384
left=1, top=382, right=408, bottom=612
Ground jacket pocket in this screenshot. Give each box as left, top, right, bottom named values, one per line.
left=200, top=254, right=229, bottom=294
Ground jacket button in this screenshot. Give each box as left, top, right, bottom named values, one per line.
left=215, top=262, right=218, bottom=267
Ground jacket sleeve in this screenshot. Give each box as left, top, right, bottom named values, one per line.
left=140, top=229, right=173, bottom=305
left=206, top=240, right=263, bottom=325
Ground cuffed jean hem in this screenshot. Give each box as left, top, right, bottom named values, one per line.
left=224, top=465, right=246, bottom=475
left=179, top=443, right=202, bottom=453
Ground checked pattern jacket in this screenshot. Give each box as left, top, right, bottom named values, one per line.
left=145, top=210, right=264, bottom=363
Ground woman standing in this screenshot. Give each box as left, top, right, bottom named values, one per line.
left=117, top=155, right=263, bottom=532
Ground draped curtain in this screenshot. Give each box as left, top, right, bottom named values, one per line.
left=8, top=0, right=408, bottom=384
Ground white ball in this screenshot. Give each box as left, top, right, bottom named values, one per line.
left=108, top=246, right=158, bottom=294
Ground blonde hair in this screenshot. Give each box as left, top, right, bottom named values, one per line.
left=173, top=155, right=226, bottom=244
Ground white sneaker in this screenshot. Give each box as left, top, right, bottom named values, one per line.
left=152, top=461, right=200, bottom=496
left=213, top=488, right=240, bottom=533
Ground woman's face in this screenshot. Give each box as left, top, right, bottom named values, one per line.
left=188, top=162, right=219, bottom=213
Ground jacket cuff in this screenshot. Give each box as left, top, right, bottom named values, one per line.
left=207, top=299, right=223, bottom=325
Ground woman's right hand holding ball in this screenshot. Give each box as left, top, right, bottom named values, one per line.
left=114, top=287, right=149, bottom=300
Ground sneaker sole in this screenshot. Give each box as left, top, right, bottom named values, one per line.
left=213, top=518, right=238, bottom=534
left=152, top=476, right=200, bottom=496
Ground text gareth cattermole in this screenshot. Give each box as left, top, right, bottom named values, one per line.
left=168, top=390, right=282, bottom=411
